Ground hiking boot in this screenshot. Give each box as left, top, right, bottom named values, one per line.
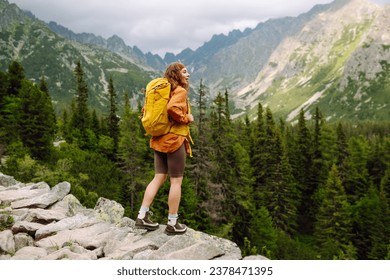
left=135, top=211, right=159, bottom=230
left=165, top=219, right=187, bottom=235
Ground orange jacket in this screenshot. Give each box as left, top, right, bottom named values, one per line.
left=150, top=86, right=193, bottom=156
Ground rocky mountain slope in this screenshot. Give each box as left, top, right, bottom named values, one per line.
left=0, top=0, right=154, bottom=114
left=0, top=172, right=266, bottom=260
left=231, top=0, right=390, bottom=121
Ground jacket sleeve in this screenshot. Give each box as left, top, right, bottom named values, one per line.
left=167, top=87, right=190, bottom=124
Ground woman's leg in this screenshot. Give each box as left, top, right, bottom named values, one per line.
left=140, top=150, right=168, bottom=208
left=165, top=144, right=187, bottom=234
left=167, top=144, right=186, bottom=214
left=135, top=150, right=168, bottom=230
left=136, top=173, right=167, bottom=230
left=141, top=173, right=167, bottom=208
left=168, top=176, right=183, bottom=215
left=166, top=175, right=187, bottom=234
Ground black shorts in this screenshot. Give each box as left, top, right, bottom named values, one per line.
left=154, top=144, right=186, bottom=178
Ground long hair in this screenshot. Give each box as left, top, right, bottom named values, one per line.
left=164, top=62, right=189, bottom=91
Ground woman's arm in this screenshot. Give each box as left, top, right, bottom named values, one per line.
left=167, top=87, right=191, bottom=124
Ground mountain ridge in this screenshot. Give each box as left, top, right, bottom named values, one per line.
left=47, top=21, right=166, bottom=72
left=1, top=0, right=389, bottom=121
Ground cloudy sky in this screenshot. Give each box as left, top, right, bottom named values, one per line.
left=7, top=0, right=390, bottom=56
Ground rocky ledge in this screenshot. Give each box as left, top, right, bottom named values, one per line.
left=0, top=172, right=265, bottom=260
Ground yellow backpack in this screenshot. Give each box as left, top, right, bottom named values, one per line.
left=141, top=78, right=172, bottom=136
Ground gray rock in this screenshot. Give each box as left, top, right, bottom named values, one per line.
left=0, top=172, right=18, bottom=187
left=35, top=213, right=100, bottom=240
left=14, top=233, right=34, bottom=251
left=104, top=238, right=158, bottom=260
left=35, top=222, right=124, bottom=251
left=0, top=230, right=15, bottom=254
left=48, top=194, right=90, bottom=217
left=158, top=240, right=224, bottom=260
left=94, top=197, right=124, bottom=224
left=11, top=220, right=43, bottom=235
left=0, top=182, right=50, bottom=204
left=12, top=246, right=47, bottom=260
left=42, top=247, right=96, bottom=260
left=21, top=208, right=68, bottom=223
left=11, top=182, right=70, bottom=209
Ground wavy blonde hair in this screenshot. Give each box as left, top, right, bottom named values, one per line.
left=164, top=62, right=189, bottom=91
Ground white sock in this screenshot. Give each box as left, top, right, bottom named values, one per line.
left=138, top=206, right=149, bottom=219
left=168, top=213, right=178, bottom=226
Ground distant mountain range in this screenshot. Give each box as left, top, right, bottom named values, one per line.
left=1, top=0, right=389, bottom=121
left=0, top=0, right=154, bottom=114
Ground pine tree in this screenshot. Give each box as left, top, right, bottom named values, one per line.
left=306, top=107, right=327, bottom=232
left=0, top=71, right=7, bottom=159
left=230, top=141, right=255, bottom=246
left=309, top=107, right=326, bottom=190
left=224, top=88, right=231, bottom=124
left=206, top=90, right=239, bottom=233
left=314, top=164, right=355, bottom=259
left=367, top=137, right=388, bottom=188
left=262, top=107, right=297, bottom=234
left=267, top=151, right=298, bottom=235
left=294, top=109, right=313, bottom=233
left=242, top=114, right=253, bottom=153
left=117, top=93, right=148, bottom=214
left=261, top=106, right=279, bottom=204
left=344, top=136, right=371, bottom=201
left=318, top=120, right=337, bottom=167
left=60, top=109, right=70, bottom=141
left=107, top=76, right=120, bottom=156
left=187, top=80, right=212, bottom=230
left=19, top=80, right=56, bottom=160
left=251, top=102, right=266, bottom=208
left=382, top=169, right=390, bottom=205
left=71, top=60, right=91, bottom=148
left=197, top=79, right=207, bottom=133
left=0, top=70, right=7, bottom=105
left=249, top=206, right=278, bottom=259
left=209, top=91, right=233, bottom=185
left=352, top=186, right=390, bottom=259
left=7, top=60, right=25, bottom=96
left=0, top=62, right=25, bottom=145
left=39, top=75, right=57, bottom=135
left=189, top=79, right=209, bottom=194
left=336, top=122, right=349, bottom=181
left=90, top=110, right=101, bottom=137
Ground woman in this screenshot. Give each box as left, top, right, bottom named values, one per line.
left=135, top=62, right=193, bottom=235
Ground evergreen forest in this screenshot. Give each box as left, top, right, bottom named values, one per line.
left=0, top=61, right=389, bottom=260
